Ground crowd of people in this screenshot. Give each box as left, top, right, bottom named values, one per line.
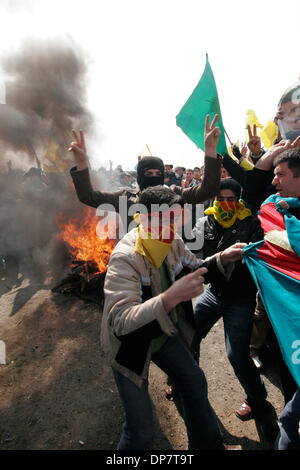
left=92, top=159, right=227, bottom=192
left=1, top=100, right=299, bottom=451
left=69, top=110, right=300, bottom=451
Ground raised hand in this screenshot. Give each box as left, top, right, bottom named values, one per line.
left=240, top=141, right=248, bottom=158
left=266, top=139, right=292, bottom=158
left=279, top=200, right=290, bottom=210
left=255, top=139, right=292, bottom=171
left=291, top=135, right=300, bottom=148
left=68, top=129, right=88, bottom=170
left=247, top=124, right=262, bottom=157
left=204, top=114, right=221, bottom=157
left=274, top=109, right=284, bottom=124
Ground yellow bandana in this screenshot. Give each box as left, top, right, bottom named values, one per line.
left=133, top=210, right=180, bottom=268
left=205, top=200, right=252, bottom=228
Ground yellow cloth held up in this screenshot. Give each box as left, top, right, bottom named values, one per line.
left=246, top=109, right=264, bottom=130
left=260, top=121, right=278, bottom=149
left=246, top=109, right=278, bottom=150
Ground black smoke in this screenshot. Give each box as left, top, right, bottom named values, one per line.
left=0, top=37, right=95, bottom=290
left=0, top=37, right=93, bottom=165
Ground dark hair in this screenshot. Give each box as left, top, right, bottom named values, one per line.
left=218, top=178, right=241, bottom=198
left=137, top=185, right=184, bottom=212
left=274, top=148, right=300, bottom=177
left=193, top=167, right=200, bottom=172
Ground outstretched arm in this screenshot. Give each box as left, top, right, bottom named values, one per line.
left=182, top=114, right=222, bottom=203
left=162, top=241, right=245, bottom=312
left=69, top=129, right=123, bottom=210
left=255, top=138, right=300, bottom=171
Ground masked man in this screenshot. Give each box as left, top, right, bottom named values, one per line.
left=68, top=115, right=223, bottom=235
left=100, top=185, right=245, bottom=450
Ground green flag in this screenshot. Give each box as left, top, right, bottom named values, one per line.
left=176, top=54, right=227, bottom=155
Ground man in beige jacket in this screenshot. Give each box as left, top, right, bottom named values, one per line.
left=100, top=184, right=245, bottom=450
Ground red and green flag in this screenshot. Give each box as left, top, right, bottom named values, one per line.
left=243, top=195, right=300, bottom=386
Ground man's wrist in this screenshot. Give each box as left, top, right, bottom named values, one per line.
left=162, top=291, right=174, bottom=313
left=162, top=289, right=181, bottom=313
left=76, top=162, right=88, bottom=171
left=219, top=251, right=227, bottom=267
left=204, top=148, right=217, bottom=158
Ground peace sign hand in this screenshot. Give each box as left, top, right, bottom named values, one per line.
left=204, top=114, right=221, bottom=157
left=68, top=129, right=88, bottom=171
left=247, top=124, right=261, bottom=157
left=240, top=141, right=248, bottom=158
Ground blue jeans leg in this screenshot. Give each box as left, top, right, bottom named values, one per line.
left=152, top=336, right=225, bottom=450
left=193, top=286, right=266, bottom=405
left=193, top=286, right=223, bottom=363
left=112, top=368, right=154, bottom=450
left=222, top=297, right=267, bottom=405
left=274, top=387, right=300, bottom=450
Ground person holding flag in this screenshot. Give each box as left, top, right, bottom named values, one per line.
left=243, top=146, right=300, bottom=450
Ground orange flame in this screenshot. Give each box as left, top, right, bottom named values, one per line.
left=57, top=207, right=117, bottom=273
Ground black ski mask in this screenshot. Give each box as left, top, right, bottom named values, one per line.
left=137, top=156, right=165, bottom=190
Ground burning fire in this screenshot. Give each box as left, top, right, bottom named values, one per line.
left=57, top=207, right=117, bottom=273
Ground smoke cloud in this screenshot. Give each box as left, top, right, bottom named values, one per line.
left=0, top=36, right=93, bottom=166
left=0, top=37, right=96, bottom=288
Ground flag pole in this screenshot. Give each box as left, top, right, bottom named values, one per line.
left=146, top=144, right=152, bottom=156
left=223, top=127, right=233, bottom=146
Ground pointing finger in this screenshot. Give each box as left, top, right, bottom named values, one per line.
left=190, top=267, right=208, bottom=278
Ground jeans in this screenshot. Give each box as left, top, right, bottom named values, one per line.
left=113, top=335, right=225, bottom=450
left=274, top=388, right=300, bottom=450
left=193, top=285, right=267, bottom=406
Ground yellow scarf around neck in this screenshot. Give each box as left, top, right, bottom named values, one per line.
left=205, top=200, right=252, bottom=228
left=133, top=212, right=175, bottom=268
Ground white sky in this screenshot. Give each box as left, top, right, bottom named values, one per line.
left=0, top=0, right=299, bottom=171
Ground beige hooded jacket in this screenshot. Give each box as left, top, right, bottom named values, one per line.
left=100, top=228, right=225, bottom=388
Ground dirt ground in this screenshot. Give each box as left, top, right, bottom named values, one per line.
left=0, top=262, right=285, bottom=452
